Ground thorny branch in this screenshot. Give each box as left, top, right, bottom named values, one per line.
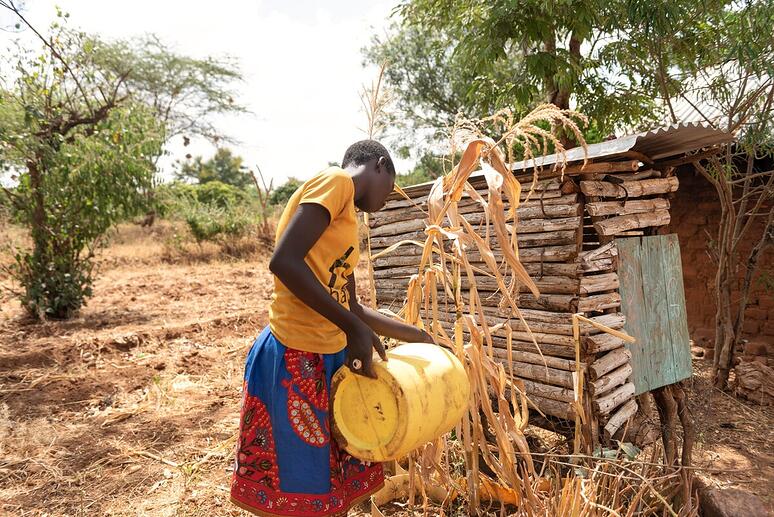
left=0, top=0, right=94, bottom=113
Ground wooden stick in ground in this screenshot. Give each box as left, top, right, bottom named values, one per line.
left=673, top=382, right=694, bottom=508
left=250, top=164, right=275, bottom=237
left=673, top=383, right=693, bottom=467
left=571, top=314, right=585, bottom=455
left=652, top=385, right=679, bottom=466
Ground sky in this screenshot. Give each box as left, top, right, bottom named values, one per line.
left=1, top=0, right=408, bottom=185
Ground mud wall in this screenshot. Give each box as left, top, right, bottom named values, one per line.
left=667, top=169, right=773, bottom=363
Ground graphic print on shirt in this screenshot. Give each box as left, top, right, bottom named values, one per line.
left=327, top=246, right=354, bottom=305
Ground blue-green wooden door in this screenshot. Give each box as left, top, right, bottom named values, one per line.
left=615, top=234, right=692, bottom=395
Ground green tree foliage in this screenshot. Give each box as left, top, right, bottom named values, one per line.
left=0, top=8, right=164, bottom=319
left=395, top=153, right=447, bottom=186
left=175, top=148, right=252, bottom=188
left=269, top=177, right=302, bottom=206
left=86, top=31, right=247, bottom=218
left=367, top=0, right=736, bottom=144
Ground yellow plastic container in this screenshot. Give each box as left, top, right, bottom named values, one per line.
left=331, top=343, right=470, bottom=462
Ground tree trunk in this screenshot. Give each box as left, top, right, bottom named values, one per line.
left=23, top=158, right=51, bottom=319
left=652, top=386, right=679, bottom=466
left=28, top=159, right=47, bottom=249
left=713, top=272, right=736, bottom=390
left=544, top=30, right=579, bottom=148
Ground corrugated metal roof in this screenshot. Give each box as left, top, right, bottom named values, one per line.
left=508, top=122, right=734, bottom=172
left=392, top=122, right=734, bottom=196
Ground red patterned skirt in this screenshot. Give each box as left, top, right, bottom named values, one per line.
left=231, top=327, right=384, bottom=516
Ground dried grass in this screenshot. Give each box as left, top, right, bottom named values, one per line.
left=370, top=104, right=690, bottom=515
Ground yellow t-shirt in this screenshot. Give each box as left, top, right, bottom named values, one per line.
left=269, top=167, right=360, bottom=354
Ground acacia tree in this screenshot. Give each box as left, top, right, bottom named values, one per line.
left=90, top=33, right=247, bottom=222
left=0, top=3, right=249, bottom=318
left=90, top=34, right=246, bottom=146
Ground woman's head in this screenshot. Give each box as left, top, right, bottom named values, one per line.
left=342, top=140, right=395, bottom=212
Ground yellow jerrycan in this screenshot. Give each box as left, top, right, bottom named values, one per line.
left=331, top=343, right=470, bottom=462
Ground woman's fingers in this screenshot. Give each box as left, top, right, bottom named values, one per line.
left=372, top=334, right=388, bottom=361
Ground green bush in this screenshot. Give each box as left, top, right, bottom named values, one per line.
left=156, top=180, right=248, bottom=217
left=153, top=180, right=261, bottom=256
left=4, top=104, right=163, bottom=319
left=269, top=177, right=302, bottom=206
left=184, top=203, right=252, bottom=244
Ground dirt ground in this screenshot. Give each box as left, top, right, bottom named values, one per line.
left=1, top=223, right=772, bottom=516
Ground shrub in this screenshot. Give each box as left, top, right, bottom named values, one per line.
left=269, top=177, right=302, bottom=206
left=184, top=203, right=251, bottom=244
left=3, top=105, right=163, bottom=319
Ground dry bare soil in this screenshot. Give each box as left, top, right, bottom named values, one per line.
left=1, top=223, right=772, bottom=516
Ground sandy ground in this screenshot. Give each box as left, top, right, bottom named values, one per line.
left=0, top=223, right=772, bottom=516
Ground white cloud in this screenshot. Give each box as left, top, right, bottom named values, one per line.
left=1, top=0, right=407, bottom=184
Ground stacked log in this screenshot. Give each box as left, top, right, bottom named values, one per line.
left=370, top=177, right=590, bottom=418
left=577, top=166, right=680, bottom=436
left=580, top=173, right=676, bottom=237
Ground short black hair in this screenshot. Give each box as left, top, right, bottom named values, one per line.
left=341, top=140, right=395, bottom=175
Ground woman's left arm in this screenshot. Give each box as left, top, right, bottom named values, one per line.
left=346, top=274, right=435, bottom=344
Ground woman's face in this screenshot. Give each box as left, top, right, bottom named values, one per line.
left=360, top=158, right=395, bottom=213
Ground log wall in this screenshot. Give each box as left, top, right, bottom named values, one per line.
left=367, top=158, right=680, bottom=443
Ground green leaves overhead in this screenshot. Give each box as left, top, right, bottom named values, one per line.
left=366, top=0, right=772, bottom=145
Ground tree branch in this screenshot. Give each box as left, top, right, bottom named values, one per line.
left=732, top=207, right=773, bottom=337
left=733, top=171, right=774, bottom=249
left=0, top=184, right=25, bottom=209
left=0, top=0, right=94, bottom=113
left=728, top=169, right=774, bottom=185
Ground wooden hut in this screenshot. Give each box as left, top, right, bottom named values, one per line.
left=367, top=123, right=733, bottom=445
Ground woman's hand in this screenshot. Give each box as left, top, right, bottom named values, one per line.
left=345, top=321, right=387, bottom=379
left=418, top=329, right=436, bottom=344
